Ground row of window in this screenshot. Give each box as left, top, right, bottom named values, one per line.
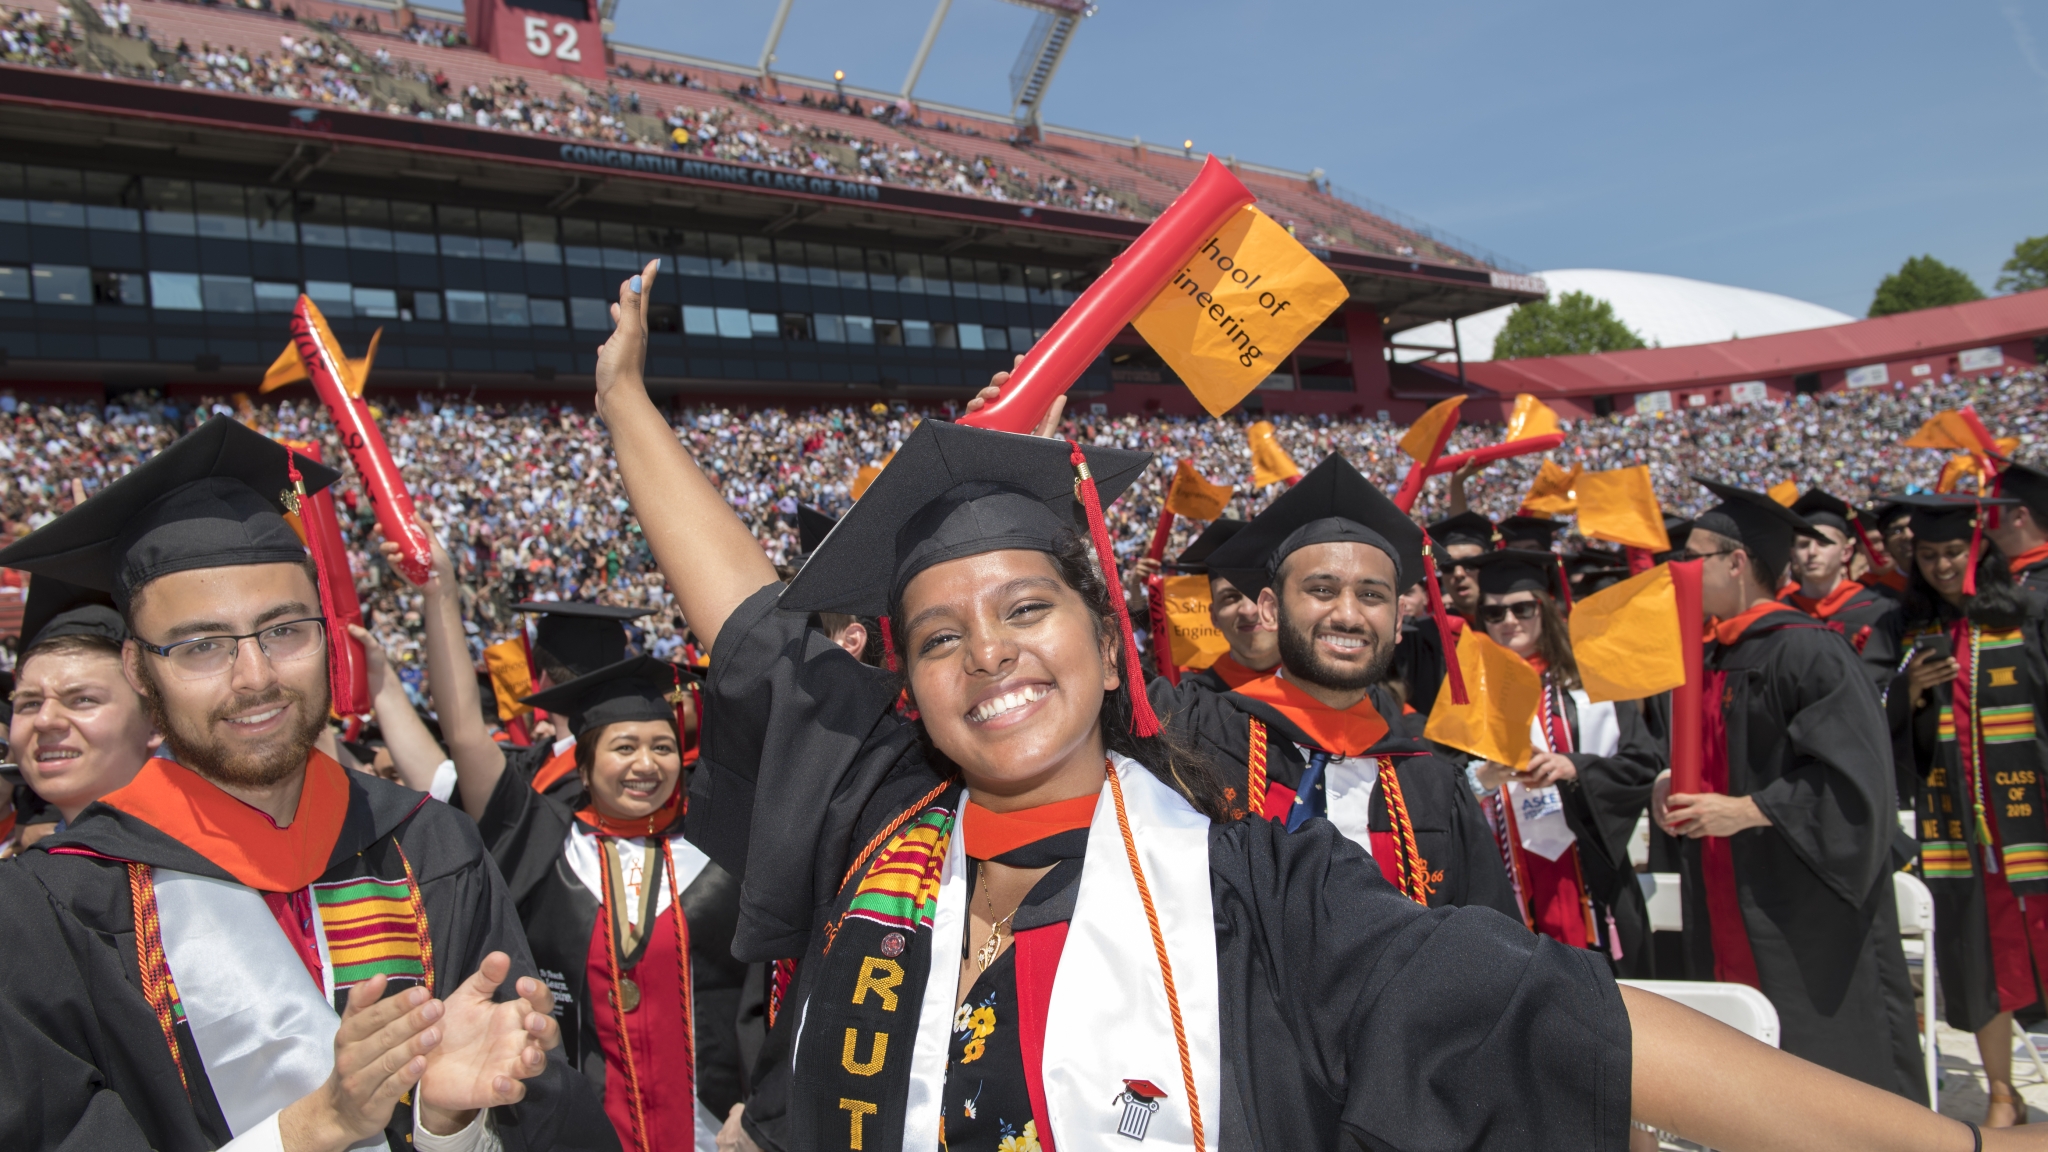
left=1, top=166, right=1086, bottom=302
left=0, top=265, right=1041, bottom=350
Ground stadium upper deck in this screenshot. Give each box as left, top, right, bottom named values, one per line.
left=0, top=0, right=1543, bottom=417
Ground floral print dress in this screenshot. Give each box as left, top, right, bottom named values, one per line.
left=941, top=948, right=1039, bottom=1152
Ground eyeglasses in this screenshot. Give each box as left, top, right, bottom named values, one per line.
left=139, top=617, right=328, bottom=681
left=1673, top=547, right=1739, bottom=563
left=1479, top=601, right=1541, bottom=625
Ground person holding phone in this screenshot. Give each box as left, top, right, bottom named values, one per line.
left=1890, top=494, right=2048, bottom=1129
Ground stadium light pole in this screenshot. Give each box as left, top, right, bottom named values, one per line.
left=901, top=0, right=953, bottom=104
left=757, top=0, right=795, bottom=77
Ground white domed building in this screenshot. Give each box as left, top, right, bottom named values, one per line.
left=1398, top=269, right=1854, bottom=362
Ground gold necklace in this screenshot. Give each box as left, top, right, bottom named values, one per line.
left=973, top=861, right=1019, bottom=971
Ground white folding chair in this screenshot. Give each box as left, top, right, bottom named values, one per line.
left=1639, top=871, right=1684, bottom=933
left=1619, top=979, right=1780, bottom=1048
left=1893, top=871, right=1940, bottom=1108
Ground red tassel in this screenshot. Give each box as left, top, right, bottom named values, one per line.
left=1553, top=554, right=1574, bottom=613
left=1066, top=440, right=1162, bottom=737
left=1965, top=508, right=1983, bottom=597
left=1845, top=511, right=1890, bottom=576
left=879, top=614, right=899, bottom=673
left=1420, top=533, right=1468, bottom=706
left=1146, top=574, right=1179, bottom=687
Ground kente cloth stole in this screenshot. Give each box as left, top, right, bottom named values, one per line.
left=1917, top=622, right=2047, bottom=890
left=789, top=761, right=1223, bottom=1152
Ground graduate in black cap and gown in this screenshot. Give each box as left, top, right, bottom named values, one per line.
left=1426, top=509, right=1496, bottom=622
left=1888, top=493, right=2048, bottom=1127
left=1157, top=455, right=1515, bottom=914
left=4, top=574, right=157, bottom=851
left=786, top=503, right=880, bottom=664
left=0, top=416, right=604, bottom=1152
left=471, top=654, right=747, bottom=1151
left=1986, top=458, right=2048, bottom=597
left=1872, top=497, right=1916, bottom=596
left=1457, top=550, right=1664, bottom=974
left=1164, top=518, right=1280, bottom=693
left=1780, top=487, right=1903, bottom=688
left=509, top=600, right=659, bottom=798
left=1655, top=477, right=1926, bottom=1102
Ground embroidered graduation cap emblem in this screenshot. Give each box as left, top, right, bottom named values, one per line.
left=1116, top=1079, right=1167, bottom=1141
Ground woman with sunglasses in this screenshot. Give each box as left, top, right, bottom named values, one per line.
left=1460, top=550, right=1665, bottom=974
left=1889, top=494, right=2048, bottom=1129
left=593, top=260, right=2039, bottom=1152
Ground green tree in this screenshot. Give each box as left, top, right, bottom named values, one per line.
left=1997, top=235, right=2048, bottom=294
left=1868, top=255, right=1983, bottom=317
left=1491, top=290, right=1647, bottom=360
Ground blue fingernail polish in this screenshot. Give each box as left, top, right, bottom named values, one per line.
left=628, top=275, right=642, bottom=294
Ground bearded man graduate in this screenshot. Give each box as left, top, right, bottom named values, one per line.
left=1654, top=477, right=1926, bottom=1102
left=1781, top=487, right=1903, bottom=689
left=1152, top=454, right=1517, bottom=915
left=0, top=417, right=610, bottom=1152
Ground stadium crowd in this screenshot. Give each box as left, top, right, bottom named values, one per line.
left=0, top=370, right=2040, bottom=700
left=0, top=1, right=1142, bottom=219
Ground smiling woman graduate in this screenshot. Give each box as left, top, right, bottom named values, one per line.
left=590, top=260, right=2033, bottom=1152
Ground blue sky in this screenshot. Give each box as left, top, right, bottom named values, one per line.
left=605, top=1, right=2048, bottom=315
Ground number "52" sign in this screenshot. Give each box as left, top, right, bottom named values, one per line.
left=522, top=15, right=581, bottom=61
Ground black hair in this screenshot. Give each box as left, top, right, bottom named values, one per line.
left=1904, top=537, right=2029, bottom=632
left=888, top=529, right=1236, bottom=822
left=573, top=716, right=684, bottom=778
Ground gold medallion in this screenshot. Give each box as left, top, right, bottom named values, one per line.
left=619, top=976, right=641, bottom=1012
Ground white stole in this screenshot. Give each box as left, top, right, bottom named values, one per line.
left=897, top=755, right=1222, bottom=1152
left=152, top=870, right=385, bottom=1151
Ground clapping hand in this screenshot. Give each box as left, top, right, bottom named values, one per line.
left=416, top=952, right=560, bottom=1134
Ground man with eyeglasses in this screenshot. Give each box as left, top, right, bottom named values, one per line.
left=0, top=418, right=609, bottom=1152
left=1652, top=477, right=1925, bottom=1103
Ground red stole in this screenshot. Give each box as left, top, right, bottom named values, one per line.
left=1514, top=676, right=1594, bottom=949
left=587, top=903, right=696, bottom=1152
left=531, top=743, right=580, bottom=795
left=1698, top=668, right=1762, bottom=988
left=1204, top=652, right=1268, bottom=690
left=1784, top=580, right=1864, bottom=619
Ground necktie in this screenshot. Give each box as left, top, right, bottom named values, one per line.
left=1285, top=750, right=1331, bottom=833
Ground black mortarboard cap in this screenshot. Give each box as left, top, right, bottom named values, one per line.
left=1657, top=515, right=1694, bottom=559
left=0, top=416, right=340, bottom=606
left=779, top=420, right=1150, bottom=616
left=1789, top=488, right=1853, bottom=536
left=1870, top=495, right=1913, bottom=528
left=1425, top=511, right=1498, bottom=549
left=19, top=575, right=123, bottom=652
left=1496, top=515, right=1561, bottom=551
left=1690, top=476, right=1828, bottom=582
left=519, top=653, right=692, bottom=739
left=797, top=503, right=838, bottom=558
left=1994, top=459, right=2048, bottom=523
left=1205, top=453, right=1422, bottom=598
left=1888, top=493, right=2020, bottom=544
left=1171, top=518, right=1247, bottom=574
left=514, top=600, right=653, bottom=679
left=1459, top=548, right=1562, bottom=597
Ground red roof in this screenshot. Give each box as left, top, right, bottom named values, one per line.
left=1461, top=289, right=2048, bottom=398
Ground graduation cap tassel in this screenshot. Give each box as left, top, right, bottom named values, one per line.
left=879, top=615, right=899, bottom=673
left=1067, top=441, right=1162, bottom=738
left=1552, top=554, right=1574, bottom=613
left=1418, top=533, right=1468, bottom=706
left=1964, top=510, right=1984, bottom=597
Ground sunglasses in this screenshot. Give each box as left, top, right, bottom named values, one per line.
left=1479, top=601, right=1541, bottom=625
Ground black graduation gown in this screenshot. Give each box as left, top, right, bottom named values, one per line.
left=1390, top=616, right=1447, bottom=716
left=2015, top=554, right=2048, bottom=597
left=1546, top=691, right=1664, bottom=975
left=1781, top=582, right=1905, bottom=691
left=1678, top=609, right=1925, bottom=1102
left=692, top=583, right=1631, bottom=1152
left=476, top=755, right=752, bottom=1120
left=1147, top=676, right=1519, bottom=917
left=0, top=769, right=613, bottom=1152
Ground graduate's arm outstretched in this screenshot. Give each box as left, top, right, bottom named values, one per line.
left=382, top=517, right=506, bottom=822
left=592, top=261, right=777, bottom=652
left=346, top=622, right=449, bottom=793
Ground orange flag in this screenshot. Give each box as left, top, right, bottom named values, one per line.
left=1164, top=459, right=1234, bottom=521
left=1422, top=628, right=1542, bottom=769
left=1399, top=397, right=1464, bottom=464
left=1162, top=574, right=1230, bottom=670
left=852, top=450, right=895, bottom=501
left=1504, top=394, right=1562, bottom=442
left=482, top=638, right=533, bottom=722
left=1520, top=460, right=1581, bottom=518
left=1575, top=466, right=1670, bottom=552
left=1766, top=480, right=1799, bottom=507
left=1902, top=408, right=2001, bottom=454
left=1247, top=422, right=1300, bottom=488
left=262, top=310, right=381, bottom=397
left=1936, top=453, right=1990, bottom=494
left=1568, top=564, right=1687, bottom=704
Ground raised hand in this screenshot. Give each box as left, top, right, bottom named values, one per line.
left=962, top=355, right=1065, bottom=437
left=280, top=976, right=442, bottom=1152
left=377, top=511, right=454, bottom=592
left=594, top=259, right=657, bottom=406
left=417, top=952, right=559, bottom=1132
